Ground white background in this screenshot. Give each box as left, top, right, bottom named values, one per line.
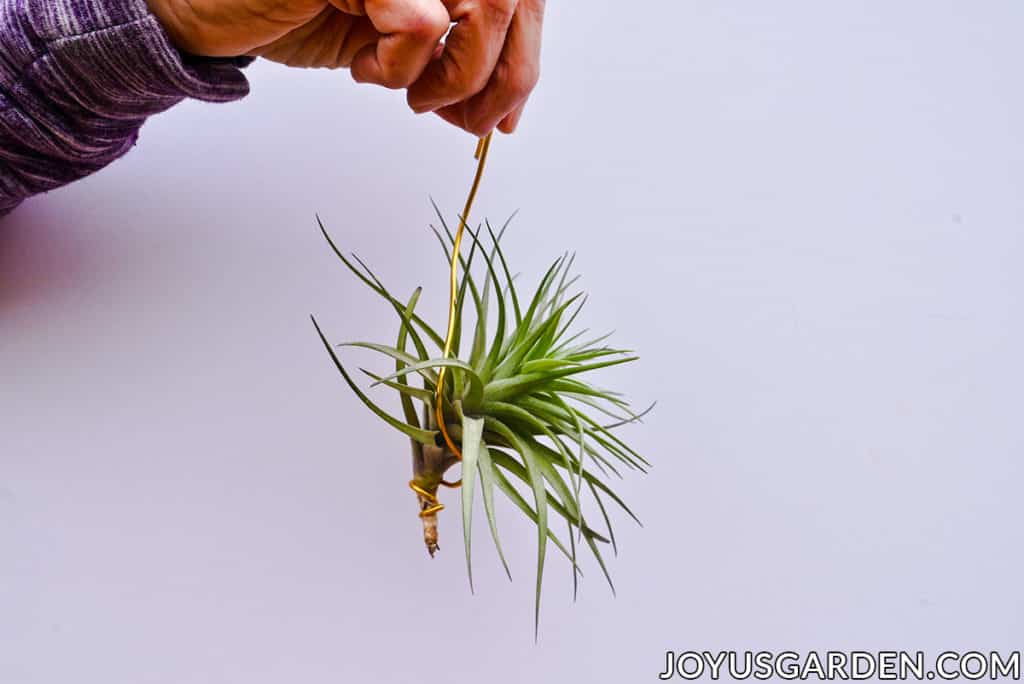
left=3, top=2, right=1022, bottom=682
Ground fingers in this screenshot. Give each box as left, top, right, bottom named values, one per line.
left=329, top=0, right=544, bottom=135
left=351, top=0, right=451, bottom=88
left=459, top=0, right=543, bottom=135
left=337, top=18, right=383, bottom=67
left=406, top=0, right=518, bottom=113
left=251, top=9, right=377, bottom=68
left=497, top=100, right=526, bottom=134
left=434, top=103, right=467, bottom=130
left=434, top=95, right=524, bottom=135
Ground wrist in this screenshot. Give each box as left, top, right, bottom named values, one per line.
left=144, top=0, right=203, bottom=55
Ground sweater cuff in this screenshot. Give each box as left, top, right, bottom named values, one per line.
left=0, top=0, right=253, bottom=214
left=21, top=0, right=252, bottom=111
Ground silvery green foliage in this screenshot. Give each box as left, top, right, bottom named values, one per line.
left=312, top=208, right=650, bottom=634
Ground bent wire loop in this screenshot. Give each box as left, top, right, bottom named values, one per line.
left=409, top=477, right=463, bottom=518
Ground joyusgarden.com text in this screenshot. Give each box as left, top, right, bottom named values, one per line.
left=659, top=651, right=1021, bottom=681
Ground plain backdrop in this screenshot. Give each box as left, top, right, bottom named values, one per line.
left=2, top=2, right=1022, bottom=682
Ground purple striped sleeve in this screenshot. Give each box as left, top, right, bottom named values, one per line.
left=0, top=0, right=251, bottom=215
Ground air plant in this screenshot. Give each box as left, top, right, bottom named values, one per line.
left=311, top=206, right=651, bottom=631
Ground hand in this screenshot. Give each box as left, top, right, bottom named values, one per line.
left=145, top=0, right=544, bottom=135
left=407, top=0, right=545, bottom=135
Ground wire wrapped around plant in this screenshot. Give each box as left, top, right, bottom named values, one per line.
left=311, top=207, right=652, bottom=632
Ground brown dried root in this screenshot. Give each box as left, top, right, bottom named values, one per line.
left=410, top=443, right=460, bottom=556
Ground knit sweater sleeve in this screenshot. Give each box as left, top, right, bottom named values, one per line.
left=0, top=0, right=251, bottom=216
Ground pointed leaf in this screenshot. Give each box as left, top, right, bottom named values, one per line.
left=311, top=316, right=437, bottom=446
left=477, top=443, right=512, bottom=580
left=460, top=414, right=485, bottom=591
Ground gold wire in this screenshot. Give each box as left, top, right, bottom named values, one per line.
left=434, top=131, right=494, bottom=465
left=409, top=481, right=444, bottom=517
left=409, top=479, right=464, bottom=518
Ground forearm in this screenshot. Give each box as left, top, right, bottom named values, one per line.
left=0, top=0, right=251, bottom=216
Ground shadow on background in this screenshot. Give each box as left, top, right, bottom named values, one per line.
left=0, top=201, right=99, bottom=315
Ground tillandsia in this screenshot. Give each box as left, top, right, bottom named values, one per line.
left=311, top=206, right=652, bottom=631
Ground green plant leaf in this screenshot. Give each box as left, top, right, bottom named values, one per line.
left=339, top=342, right=438, bottom=386
left=485, top=417, right=547, bottom=637
left=359, top=369, right=435, bottom=403
left=483, top=355, right=639, bottom=403
left=470, top=253, right=491, bottom=370
left=520, top=358, right=580, bottom=374
left=476, top=442, right=512, bottom=580
left=370, top=357, right=484, bottom=411
left=460, top=414, right=485, bottom=592
left=490, top=293, right=584, bottom=381
left=600, top=401, right=657, bottom=430
left=312, top=316, right=437, bottom=446
left=487, top=449, right=609, bottom=546
left=485, top=220, right=522, bottom=326
left=395, top=288, right=424, bottom=429
left=582, top=524, right=616, bottom=596
left=461, top=226, right=507, bottom=382
left=587, top=478, right=618, bottom=556
left=542, top=392, right=587, bottom=506
left=488, top=458, right=581, bottom=570
left=515, top=255, right=564, bottom=341
left=314, top=209, right=652, bottom=627
left=317, top=216, right=446, bottom=350
left=480, top=400, right=580, bottom=506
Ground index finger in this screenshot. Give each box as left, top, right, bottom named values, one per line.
left=351, top=0, right=450, bottom=88
left=406, top=0, right=517, bottom=112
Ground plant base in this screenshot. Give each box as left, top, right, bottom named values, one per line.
left=411, top=443, right=460, bottom=556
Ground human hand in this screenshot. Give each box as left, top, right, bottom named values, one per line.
left=405, top=0, right=545, bottom=135
left=145, top=0, right=544, bottom=135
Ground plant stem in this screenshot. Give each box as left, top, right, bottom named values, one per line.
left=411, top=443, right=460, bottom=556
